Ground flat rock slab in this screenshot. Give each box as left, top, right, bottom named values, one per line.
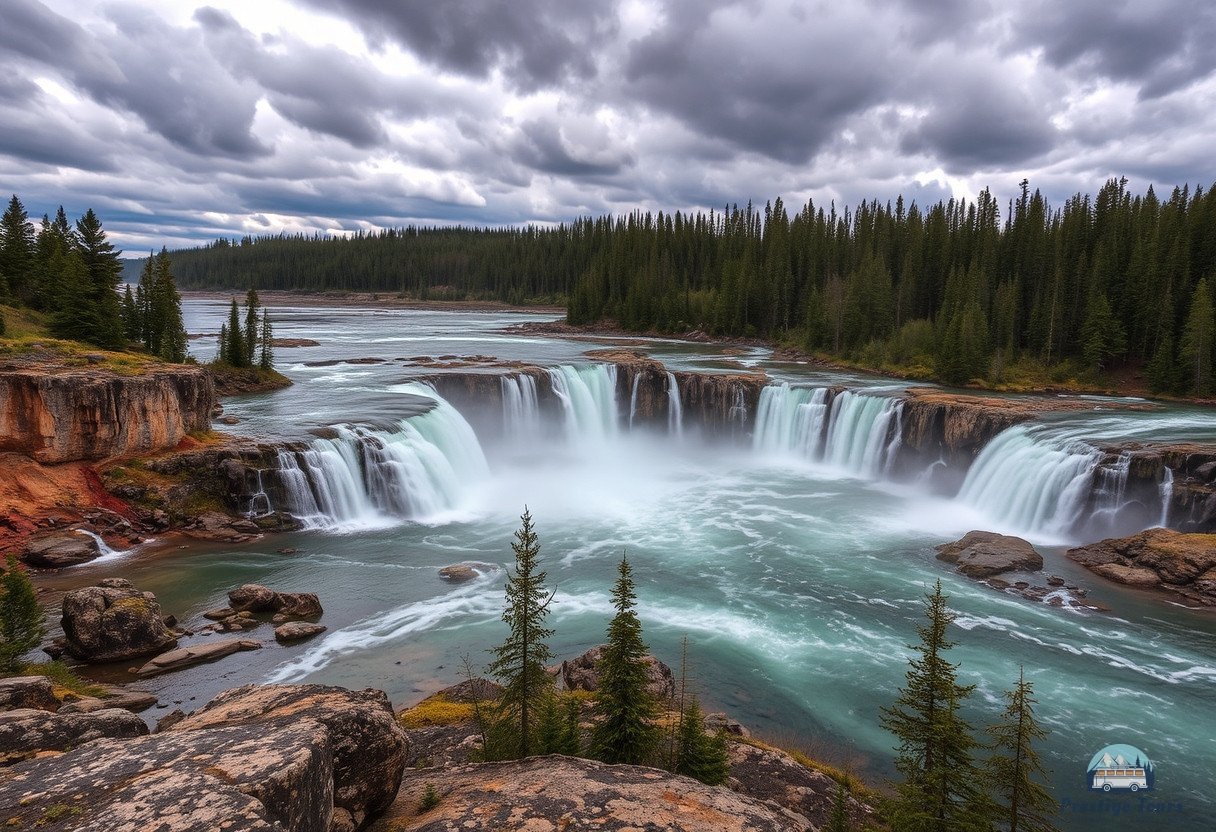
left=136, top=638, right=261, bottom=677
left=383, top=756, right=812, bottom=831
left=936, top=530, right=1043, bottom=578
left=0, top=720, right=333, bottom=832
left=275, top=622, right=327, bottom=643
left=726, top=742, right=876, bottom=831
left=1068, top=528, right=1216, bottom=605
left=21, top=529, right=100, bottom=568
left=0, top=707, right=148, bottom=764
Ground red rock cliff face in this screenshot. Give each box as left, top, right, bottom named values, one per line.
left=0, top=366, right=215, bottom=463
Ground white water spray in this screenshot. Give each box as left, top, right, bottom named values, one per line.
left=666, top=372, right=684, bottom=438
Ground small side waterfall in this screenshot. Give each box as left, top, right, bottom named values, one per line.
left=1159, top=467, right=1174, bottom=527
left=74, top=529, right=127, bottom=564
left=629, top=374, right=641, bottom=429
left=753, top=383, right=902, bottom=478
left=246, top=469, right=273, bottom=517
left=275, top=386, right=488, bottom=530
left=547, top=364, right=619, bottom=442
left=666, top=372, right=684, bottom=438
left=501, top=374, right=540, bottom=441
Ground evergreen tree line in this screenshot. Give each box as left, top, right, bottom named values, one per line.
left=485, top=510, right=1057, bottom=831
left=162, top=178, right=1216, bottom=393
left=0, top=194, right=190, bottom=361
left=216, top=288, right=273, bottom=370
left=482, top=508, right=731, bottom=786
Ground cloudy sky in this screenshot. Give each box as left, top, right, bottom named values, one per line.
left=1, top=0, right=1213, bottom=253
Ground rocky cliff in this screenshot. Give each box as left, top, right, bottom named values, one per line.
left=0, top=364, right=215, bottom=463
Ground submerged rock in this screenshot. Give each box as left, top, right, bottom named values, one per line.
left=136, top=638, right=261, bottom=677
left=438, top=564, right=477, bottom=582
left=936, top=531, right=1043, bottom=578
left=1067, top=528, right=1216, bottom=606
left=559, top=645, right=675, bottom=700
left=61, top=578, right=178, bottom=663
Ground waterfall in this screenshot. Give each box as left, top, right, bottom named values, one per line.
left=956, top=425, right=1101, bottom=539
left=728, top=386, right=748, bottom=426
left=75, top=529, right=127, bottom=564
left=246, top=469, right=273, bottom=517
left=501, top=374, right=540, bottom=441
left=275, top=385, right=488, bottom=530
left=753, top=383, right=901, bottom=478
left=666, top=372, right=684, bottom=437
left=1159, top=467, right=1174, bottom=527
left=546, top=364, right=619, bottom=442
left=629, top=374, right=641, bottom=429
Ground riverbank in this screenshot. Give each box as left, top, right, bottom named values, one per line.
left=180, top=289, right=565, bottom=314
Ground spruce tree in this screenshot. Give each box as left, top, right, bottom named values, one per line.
left=827, top=782, right=852, bottom=832
left=880, top=580, right=990, bottom=832
left=0, top=554, right=44, bottom=673
left=986, top=669, right=1058, bottom=832
left=244, top=288, right=260, bottom=366
left=258, top=308, right=274, bottom=370
left=673, top=696, right=731, bottom=785
left=152, top=250, right=187, bottom=362
left=0, top=196, right=34, bottom=301
left=74, top=208, right=124, bottom=347
left=556, top=695, right=582, bottom=755
left=47, top=249, right=102, bottom=344
left=1080, top=290, right=1127, bottom=372
left=224, top=298, right=246, bottom=366
left=488, top=507, right=555, bottom=759
left=1180, top=278, right=1214, bottom=395
left=590, top=554, right=660, bottom=765
left=121, top=285, right=140, bottom=342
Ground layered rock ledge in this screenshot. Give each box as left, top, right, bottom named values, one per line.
left=1067, top=528, right=1216, bottom=607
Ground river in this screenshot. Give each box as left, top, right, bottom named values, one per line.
left=55, top=298, right=1216, bottom=831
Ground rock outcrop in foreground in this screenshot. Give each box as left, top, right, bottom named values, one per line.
left=0, top=684, right=409, bottom=832
left=60, top=577, right=178, bottom=663
left=1068, top=528, right=1216, bottom=606
left=385, top=756, right=813, bottom=831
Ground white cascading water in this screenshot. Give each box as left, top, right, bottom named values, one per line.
left=546, top=364, right=619, bottom=442
left=629, top=374, right=641, bottom=429
left=246, top=469, right=273, bottom=517
left=1158, top=467, right=1174, bottom=527
left=75, top=529, right=127, bottom=564
left=753, top=383, right=902, bottom=478
left=501, top=374, right=540, bottom=442
left=956, top=424, right=1102, bottom=539
left=666, top=372, right=684, bottom=438
left=276, top=385, right=488, bottom=530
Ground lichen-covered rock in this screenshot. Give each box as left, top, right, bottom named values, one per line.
left=0, top=676, right=59, bottom=713
left=136, top=638, right=262, bottom=677
left=171, top=684, right=408, bottom=831
left=725, top=742, right=876, bottom=831
left=559, top=645, right=675, bottom=700
left=21, top=528, right=100, bottom=568
left=0, top=707, right=148, bottom=764
left=382, top=756, right=812, bottom=831
left=936, top=531, right=1043, bottom=578
left=60, top=579, right=178, bottom=663
left=0, top=720, right=333, bottom=831
left=1068, top=528, right=1216, bottom=605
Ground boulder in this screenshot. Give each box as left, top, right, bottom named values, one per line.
left=380, top=756, right=811, bottom=831
left=726, top=742, right=877, bottom=831
left=21, top=528, right=100, bottom=568
left=203, top=606, right=235, bottom=620
left=559, top=645, right=676, bottom=700
left=935, top=531, right=1043, bottom=578
left=0, top=707, right=148, bottom=764
left=705, top=712, right=750, bottom=737
left=438, top=564, right=477, bottom=582
left=61, top=579, right=178, bottom=663
left=0, top=720, right=333, bottom=831
left=0, top=676, right=59, bottom=713
left=170, top=684, right=409, bottom=832
left=275, top=622, right=327, bottom=643
left=1068, top=528, right=1216, bottom=605
left=229, top=584, right=323, bottom=618
left=59, top=686, right=158, bottom=714
left=432, top=677, right=503, bottom=704
left=136, top=638, right=262, bottom=677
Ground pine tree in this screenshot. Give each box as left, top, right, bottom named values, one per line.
left=986, top=669, right=1058, bottom=832
left=590, top=554, right=660, bottom=765
left=1079, top=290, right=1127, bottom=372
left=151, top=250, right=187, bottom=362
left=47, top=249, right=102, bottom=344
left=488, top=507, right=555, bottom=759
left=827, top=782, right=852, bottom=832
left=0, top=554, right=44, bottom=673
left=880, top=580, right=991, bottom=832
left=258, top=308, right=274, bottom=370
left=556, top=695, right=582, bottom=755
left=0, top=195, right=34, bottom=301
left=244, top=288, right=260, bottom=366
left=1146, top=331, right=1179, bottom=395
left=1180, top=278, right=1214, bottom=395
left=121, top=285, right=140, bottom=342
left=673, top=696, right=731, bottom=785
left=74, top=208, right=124, bottom=348
left=224, top=298, right=246, bottom=366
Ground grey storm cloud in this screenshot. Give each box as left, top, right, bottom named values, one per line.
left=0, top=0, right=1213, bottom=249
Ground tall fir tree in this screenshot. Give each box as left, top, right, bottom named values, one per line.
left=0, top=554, right=44, bottom=673
left=258, top=308, right=274, bottom=370
left=880, top=580, right=991, bottom=832
left=1180, top=277, right=1214, bottom=395
left=672, top=696, right=731, bottom=786
left=590, top=554, right=660, bottom=765
left=1079, top=290, right=1127, bottom=372
left=224, top=298, right=247, bottom=366
left=152, top=250, right=188, bottom=362
left=121, top=285, right=140, bottom=343
left=0, top=195, right=34, bottom=301
left=986, top=669, right=1058, bottom=832
left=74, top=208, right=124, bottom=348
left=244, top=288, right=260, bottom=366
left=488, top=507, right=555, bottom=759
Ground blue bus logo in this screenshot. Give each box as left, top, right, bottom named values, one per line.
left=1087, top=744, right=1154, bottom=793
